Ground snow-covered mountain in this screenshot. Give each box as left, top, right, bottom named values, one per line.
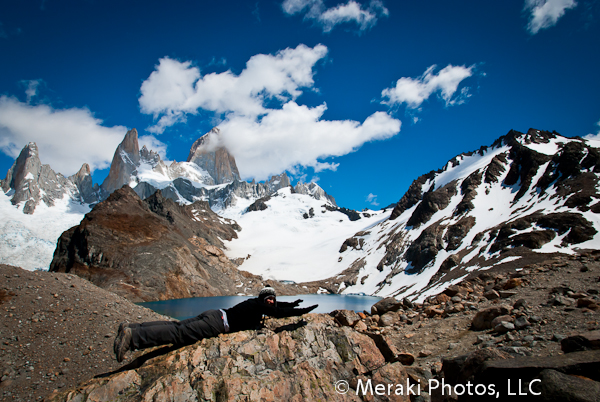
left=220, top=186, right=389, bottom=284
left=0, top=142, right=99, bottom=270
left=0, top=127, right=337, bottom=270
left=324, top=128, right=600, bottom=301
left=218, top=129, right=597, bottom=300
left=3, top=126, right=599, bottom=302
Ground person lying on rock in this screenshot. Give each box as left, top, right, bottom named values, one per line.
left=114, top=286, right=318, bottom=362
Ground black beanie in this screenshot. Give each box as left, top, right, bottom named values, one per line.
left=258, top=286, right=276, bottom=302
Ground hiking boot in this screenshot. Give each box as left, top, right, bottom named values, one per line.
left=114, top=322, right=130, bottom=354
left=115, top=327, right=132, bottom=363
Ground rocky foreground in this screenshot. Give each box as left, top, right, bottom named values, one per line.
left=0, top=264, right=171, bottom=401
left=2, top=252, right=600, bottom=401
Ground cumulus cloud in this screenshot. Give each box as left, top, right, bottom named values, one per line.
left=381, top=64, right=476, bottom=110
left=0, top=96, right=128, bottom=176
left=216, top=102, right=400, bottom=180
left=139, top=44, right=329, bottom=133
left=139, top=44, right=402, bottom=180
left=282, top=0, right=388, bottom=33
left=524, top=0, right=577, bottom=34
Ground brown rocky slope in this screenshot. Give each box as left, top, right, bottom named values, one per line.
left=48, top=186, right=302, bottom=302
left=0, top=264, right=170, bottom=402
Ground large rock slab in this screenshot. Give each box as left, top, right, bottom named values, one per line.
left=532, top=369, right=600, bottom=402
left=371, top=297, right=402, bottom=315
left=561, top=330, right=600, bottom=353
left=456, top=350, right=600, bottom=401
left=47, top=315, right=407, bottom=402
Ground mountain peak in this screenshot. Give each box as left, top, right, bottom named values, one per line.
left=342, top=128, right=600, bottom=300
left=1, top=142, right=42, bottom=196
left=187, top=127, right=240, bottom=185
left=100, top=128, right=141, bottom=195
left=0, top=142, right=79, bottom=214
left=68, top=163, right=99, bottom=204
left=121, top=128, right=140, bottom=158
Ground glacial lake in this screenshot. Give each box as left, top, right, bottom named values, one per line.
left=139, top=294, right=382, bottom=320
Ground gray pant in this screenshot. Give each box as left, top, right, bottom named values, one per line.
left=131, top=309, right=226, bottom=350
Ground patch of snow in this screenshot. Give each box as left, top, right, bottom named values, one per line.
left=433, top=145, right=509, bottom=190
left=496, top=255, right=522, bottom=264
left=518, top=136, right=574, bottom=156
left=222, top=187, right=389, bottom=283
left=0, top=191, right=89, bottom=270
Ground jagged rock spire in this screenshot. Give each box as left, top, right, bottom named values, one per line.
left=0, top=143, right=80, bottom=214
left=68, top=163, right=99, bottom=204
left=187, top=127, right=241, bottom=185
left=100, top=128, right=141, bottom=196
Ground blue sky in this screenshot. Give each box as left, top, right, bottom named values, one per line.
left=1, top=0, right=599, bottom=210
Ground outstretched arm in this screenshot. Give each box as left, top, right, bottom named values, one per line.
left=277, top=299, right=303, bottom=308
left=262, top=303, right=318, bottom=318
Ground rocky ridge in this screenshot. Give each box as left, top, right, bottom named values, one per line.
left=11, top=251, right=593, bottom=402
left=0, top=143, right=99, bottom=214
left=47, top=185, right=305, bottom=302
left=95, top=127, right=337, bottom=210
left=0, top=127, right=338, bottom=273
left=1, top=127, right=335, bottom=216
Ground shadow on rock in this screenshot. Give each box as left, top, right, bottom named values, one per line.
left=273, top=319, right=307, bottom=333
left=94, top=345, right=179, bottom=379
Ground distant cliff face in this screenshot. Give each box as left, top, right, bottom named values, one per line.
left=187, top=127, right=241, bottom=185
left=2, top=126, right=335, bottom=214
left=100, top=128, right=141, bottom=196
left=1, top=127, right=337, bottom=274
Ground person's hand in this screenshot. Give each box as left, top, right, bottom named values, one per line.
left=292, top=299, right=303, bottom=307
left=302, top=304, right=318, bottom=314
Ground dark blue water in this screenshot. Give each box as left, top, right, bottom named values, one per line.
left=138, top=294, right=381, bottom=320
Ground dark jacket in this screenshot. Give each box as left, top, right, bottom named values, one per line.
left=224, top=298, right=314, bottom=332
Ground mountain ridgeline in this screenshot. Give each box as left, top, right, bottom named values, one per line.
left=2, top=127, right=599, bottom=301
left=0, top=127, right=333, bottom=214
left=333, top=128, right=600, bottom=300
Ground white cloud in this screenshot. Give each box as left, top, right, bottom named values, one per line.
left=583, top=120, right=600, bottom=140
left=366, top=193, right=379, bottom=206
left=381, top=64, right=476, bottom=110
left=140, top=44, right=401, bottom=180
left=216, top=102, right=400, bottom=180
left=524, top=0, right=577, bottom=34
left=139, top=44, right=328, bottom=133
left=0, top=96, right=127, bottom=176
left=282, top=0, right=388, bottom=33
left=21, top=80, right=41, bottom=103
